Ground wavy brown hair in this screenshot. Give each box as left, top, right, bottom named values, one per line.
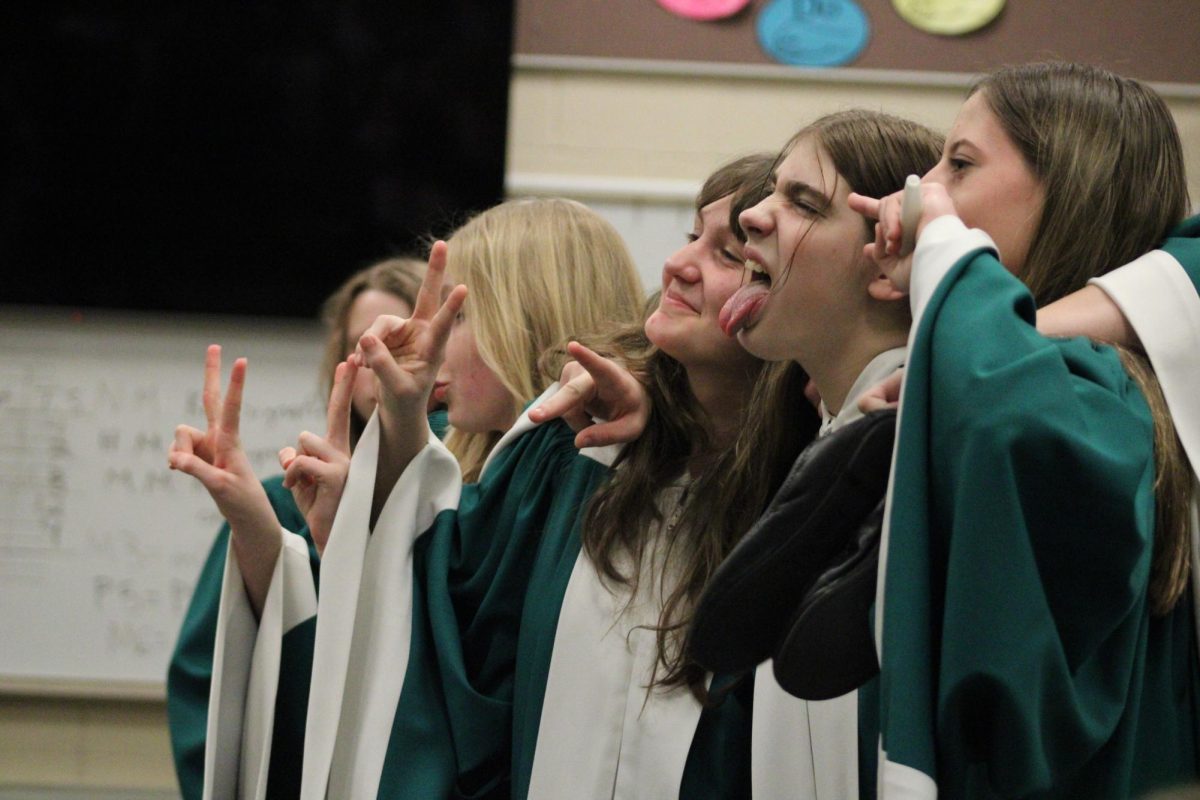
left=577, top=154, right=820, bottom=698
left=320, top=257, right=425, bottom=448
left=977, top=62, right=1192, bottom=614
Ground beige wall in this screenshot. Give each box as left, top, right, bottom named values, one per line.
left=7, top=57, right=1200, bottom=798
left=508, top=57, right=1200, bottom=208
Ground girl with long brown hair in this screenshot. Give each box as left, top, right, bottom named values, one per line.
left=514, top=114, right=943, bottom=796
left=848, top=62, right=1200, bottom=797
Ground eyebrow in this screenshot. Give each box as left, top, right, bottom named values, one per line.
left=947, top=137, right=980, bottom=154
left=779, top=177, right=833, bottom=212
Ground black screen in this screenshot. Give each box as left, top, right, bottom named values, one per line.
left=1, top=2, right=513, bottom=316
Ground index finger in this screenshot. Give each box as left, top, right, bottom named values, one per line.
left=411, top=241, right=449, bottom=321
left=325, top=360, right=357, bottom=454
left=203, top=344, right=222, bottom=429
left=530, top=371, right=595, bottom=423
left=568, top=342, right=633, bottom=395
left=847, top=192, right=882, bottom=221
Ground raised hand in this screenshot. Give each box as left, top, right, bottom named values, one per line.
left=279, top=360, right=357, bottom=557
left=168, top=345, right=279, bottom=617
left=350, top=242, right=467, bottom=523
left=848, top=180, right=957, bottom=294
left=529, top=342, right=651, bottom=449
left=351, top=241, right=467, bottom=433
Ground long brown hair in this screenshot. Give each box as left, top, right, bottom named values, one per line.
left=320, top=257, right=424, bottom=447
left=579, top=154, right=818, bottom=697
left=743, top=110, right=944, bottom=338
left=974, top=63, right=1189, bottom=307
left=977, top=62, right=1192, bottom=614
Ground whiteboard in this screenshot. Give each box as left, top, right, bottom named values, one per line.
left=0, top=191, right=685, bottom=699
left=0, top=306, right=327, bottom=697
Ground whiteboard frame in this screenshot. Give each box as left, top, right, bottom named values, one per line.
left=0, top=676, right=165, bottom=701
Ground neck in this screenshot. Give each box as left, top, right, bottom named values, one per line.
left=685, top=361, right=755, bottom=473
left=804, top=323, right=906, bottom=416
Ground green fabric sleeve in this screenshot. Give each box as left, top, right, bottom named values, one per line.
left=1164, top=214, right=1200, bottom=290
left=381, top=420, right=611, bottom=799
left=880, top=249, right=1198, bottom=797
left=165, top=475, right=317, bottom=800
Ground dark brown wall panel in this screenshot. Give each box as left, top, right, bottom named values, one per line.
left=516, top=0, right=1200, bottom=85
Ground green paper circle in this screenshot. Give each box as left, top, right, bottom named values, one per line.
left=892, top=0, right=1005, bottom=35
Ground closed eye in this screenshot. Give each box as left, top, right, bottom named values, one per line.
left=719, top=247, right=743, bottom=266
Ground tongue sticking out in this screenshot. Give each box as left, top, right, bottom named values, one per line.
left=719, top=282, right=771, bottom=336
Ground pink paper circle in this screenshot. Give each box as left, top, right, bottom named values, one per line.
left=655, top=0, right=753, bottom=22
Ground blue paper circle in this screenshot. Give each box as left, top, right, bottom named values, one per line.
left=756, top=0, right=870, bottom=67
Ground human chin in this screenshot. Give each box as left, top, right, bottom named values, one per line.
left=445, top=404, right=484, bottom=433
left=350, top=376, right=377, bottom=421
left=643, top=307, right=674, bottom=345
left=351, top=394, right=376, bottom=422
left=734, top=309, right=788, bottom=363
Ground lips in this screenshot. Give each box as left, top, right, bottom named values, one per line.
left=663, top=287, right=700, bottom=313
left=432, top=381, right=449, bottom=403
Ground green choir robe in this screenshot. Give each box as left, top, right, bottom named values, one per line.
left=166, top=475, right=317, bottom=800
left=166, top=414, right=445, bottom=800
left=201, top=388, right=857, bottom=799
left=874, top=215, right=1200, bottom=798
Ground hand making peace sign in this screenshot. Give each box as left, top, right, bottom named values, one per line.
left=168, top=344, right=280, bottom=616
left=529, top=342, right=651, bottom=449
left=351, top=241, right=467, bottom=426
left=279, top=360, right=358, bottom=556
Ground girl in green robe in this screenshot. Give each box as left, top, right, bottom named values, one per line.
left=353, top=138, right=937, bottom=799
left=848, top=61, right=1200, bottom=798
left=166, top=257, right=427, bottom=800
left=171, top=198, right=645, bottom=799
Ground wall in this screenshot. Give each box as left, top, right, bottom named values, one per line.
left=508, top=59, right=1200, bottom=285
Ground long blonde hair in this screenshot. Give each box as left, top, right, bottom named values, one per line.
left=442, top=198, right=645, bottom=481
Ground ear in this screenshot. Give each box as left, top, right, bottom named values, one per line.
left=867, top=272, right=906, bottom=302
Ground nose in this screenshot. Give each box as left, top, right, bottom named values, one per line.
left=922, top=160, right=948, bottom=186
left=738, top=199, right=772, bottom=240
left=662, top=240, right=702, bottom=284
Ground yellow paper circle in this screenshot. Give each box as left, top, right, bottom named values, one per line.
left=892, top=0, right=1005, bottom=35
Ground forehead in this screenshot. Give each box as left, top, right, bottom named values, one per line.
left=696, top=194, right=733, bottom=228
left=347, top=288, right=411, bottom=330
left=778, top=136, right=844, bottom=197
left=948, top=92, right=1009, bottom=146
